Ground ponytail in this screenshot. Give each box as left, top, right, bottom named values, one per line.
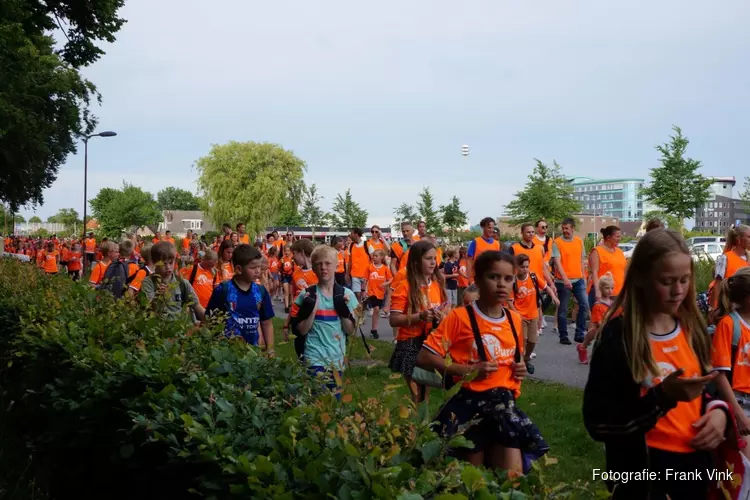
left=717, top=267, right=750, bottom=318
left=724, top=224, right=750, bottom=254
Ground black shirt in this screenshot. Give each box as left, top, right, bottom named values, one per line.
left=443, top=261, right=458, bottom=290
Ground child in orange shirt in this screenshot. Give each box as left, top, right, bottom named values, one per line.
left=511, top=254, right=544, bottom=375
left=89, top=241, right=117, bottom=287
left=68, top=242, right=83, bottom=281
left=577, top=274, right=614, bottom=364
left=712, top=267, right=750, bottom=456
left=283, top=239, right=318, bottom=339
left=365, top=249, right=393, bottom=339
left=267, top=246, right=280, bottom=299
left=280, top=245, right=295, bottom=311
left=417, top=250, right=546, bottom=476
left=42, top=241, right=59, bottom=275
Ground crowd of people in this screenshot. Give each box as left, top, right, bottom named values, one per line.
left=4, top=216, right=750, bottom=498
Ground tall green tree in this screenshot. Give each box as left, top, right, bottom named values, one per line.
left=300, top=184, right=329, bottom=228
left=392, top=203, right=419, bottom=230
left=505, top=159, right=581, bottom=228
left=28, top=216, right=43, bottom=223
left=196, top=141, right=306, bottom=235
left=441, top=196, right=468, bottom=241
left=740, top=177, right=750, bottom=213
left=156, top=187, right=201, bottom=211
left=90, top=183, right=161, bottom=238
left=640, top=126, right=712, bottom=230
left=0, top=0, right=126, bottom=210
left=329, top=189, right=368, bottom=229
left=46, top=208, right=82, bottom=229
left=416, top=187, right=441, bottom=233
left=274, top=184, right=304, bottom=227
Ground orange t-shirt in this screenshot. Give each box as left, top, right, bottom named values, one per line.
left=220, top=262, right=234, bottom=281
left=269, top=257, right=280, bottom=274
left=391, top=267, right=407, bottom=292
left=424, top=305, right=524, bottom=396
left=61, top=248, right=71, bottom=262
left=128, top=266, right=152, bottom=292
left=391, top=241, right=411, bottom=271
left=281, top=257, right=294, bottom=276
left=36, top=250, right=45, bottom=268
left=89, top=261, right=109, bottom=286
left=182, top=238, right=191, bottom=251
left=152, top=237, right=160, bottom=244
left=43, top=251, right=59, bottom=273
left=292, top=267, right=318, bottom=294
left=336, top=250, right=347, bottom=274
left=188, top=265, right=219, bottom=308
left=349, top=242, right=370, bottom=279
left=367, top=263, right=393, bottom=300
left=68, top=251, right=82, bottom=272
left=436, top=248, right=443, bottom=267
left=511, top=274, right=538, bottom=320
left=239, top=234, right=250, bottom=245
left=712, top=313, right=750, bottom=393
left=511, top=242, right=548, bottom=289
left=164, top=237, right=175, bottom=246
left=458, top=259, right=469, bottom=288
left=590, top=301, right=611, bottom=325
left=391, top=279, right=445, bottom=341
left=642, top=325, right=702, bottom=453
left=84, top=238, right=97, bottom=253
left=367, top=239, right=387, bottom=255
left=590, top=245, right=627, bottom=296
left=179, top=267, right=191, bottom=280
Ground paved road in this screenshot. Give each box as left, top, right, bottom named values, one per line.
left=272, top=301, right=590, bottom=390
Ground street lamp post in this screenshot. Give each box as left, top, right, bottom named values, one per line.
left=82, top=131, right=116, bottom=269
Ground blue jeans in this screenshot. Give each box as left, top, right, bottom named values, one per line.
left=555, top=280, right=589, bottom=341
left=308, top=366, right=343, bottom=400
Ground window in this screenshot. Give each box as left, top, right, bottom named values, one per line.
left=182, top=219, right=203, bottom=230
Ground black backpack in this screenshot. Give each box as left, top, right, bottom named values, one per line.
left=99, top=261, right=134, bottom=298
left=291, top=283, right=351, bottom=360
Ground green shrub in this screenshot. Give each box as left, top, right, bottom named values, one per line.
left=0, top=260, right=592, bottom=499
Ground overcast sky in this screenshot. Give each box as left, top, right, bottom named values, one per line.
left=21, top=0, right=750, bottom=228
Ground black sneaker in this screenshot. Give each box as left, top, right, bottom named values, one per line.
left=370, top=330, right=379, bottom=340
left=560, top=337, right=572, bottom=345
left=525, top=361, right=535, bottom=375
left=574, top=336, right=585, bottom=344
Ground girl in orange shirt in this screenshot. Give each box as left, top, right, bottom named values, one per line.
left=712, top=268, right=750, bottom=457
left=216, top=240, right=235, bottom=282
left=68, top=242, right=83, bottom=281
left=583, top=229, right=729, bottom=499
left=417, top=250, right=546, bottom=476
left=42, top=242, right=59, bottom=275
left=365, top=249, right=393, bottom=339
left=280, top=245, right=295, bottom=311
left=388, top=240, right=447, bottom=403
left=267, top=246, right=280, bottom=300
left=709, top=224, right=750, bottom=321
left=577, top=274, right=614, bottom=364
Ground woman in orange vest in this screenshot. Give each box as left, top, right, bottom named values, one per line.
left=466, top=217, right=500, bottom=282
left=710, top=224, right=750, bottom=319
left=588, top=225, right=627, bottom=306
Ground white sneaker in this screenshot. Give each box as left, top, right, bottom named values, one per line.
left=530, top=352, right=537, bottom=360
left=541, top=317, right=548, bottom=328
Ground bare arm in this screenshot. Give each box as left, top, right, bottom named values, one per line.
left=553, top=257, right=569, bottom=283
left=340, top=316, right=355, bottom=335
left=589, top=249, right=600, bottom=295
left=260, top=319, right=275, bottom=352
left=390, top=310, right=423, bottom=328
left=416, top=349, right=473, bottom=378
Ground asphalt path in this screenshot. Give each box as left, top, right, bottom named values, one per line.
left=272, top=299, right=590, bottom=390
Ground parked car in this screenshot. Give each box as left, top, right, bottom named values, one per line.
left=685, top=236, right=726, bottom=248
left=618, top=243, right=636, bottom=259
left=690, top=242, right=723, bottom=263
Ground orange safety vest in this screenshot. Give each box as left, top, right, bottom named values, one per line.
left=589, top=245, right=627, bottom=296
left=725, top=251, right=749, bottom=280
left=553, top=236, right=585, bottom=280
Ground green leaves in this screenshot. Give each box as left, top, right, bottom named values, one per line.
left=505, top=159, right=582, bottom=228
left=641, top=126, right=712, bottom=227
left=195, top=141, right=307, bottom=235
left=90, top=182, right=161, bottom=238
left=329, top=189, right=368, bottom=229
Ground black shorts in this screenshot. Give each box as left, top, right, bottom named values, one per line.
left=367, top=296, right=384, bottom=309
left=85, top=252, right=95, bottom=261
left=281, top=274, right=292, bottom=284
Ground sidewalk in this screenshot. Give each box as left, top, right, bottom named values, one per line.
left=272, top=302, right=590, bottom=389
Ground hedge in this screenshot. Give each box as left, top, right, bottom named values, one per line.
left=0, top=259, right=585, bottom=499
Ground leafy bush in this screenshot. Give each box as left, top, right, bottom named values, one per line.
left=0, top=260, right=591, bottom=499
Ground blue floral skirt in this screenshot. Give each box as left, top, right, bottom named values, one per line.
left=433, top=387, right=549, bottom=474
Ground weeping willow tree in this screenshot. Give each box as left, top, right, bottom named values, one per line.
left=195, top=141, right=306, bottom=235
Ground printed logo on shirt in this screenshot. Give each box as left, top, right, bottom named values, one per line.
left=737, top=343, right=750, bottom=367
left=642, top=361, right=677, bottom=388
left=471, top=334, right=514, bottom=365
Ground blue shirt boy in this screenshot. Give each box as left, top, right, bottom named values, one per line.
left=206, top=279, right=274, bottom=345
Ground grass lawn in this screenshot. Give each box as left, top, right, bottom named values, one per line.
left=271, top=318, right=605, bottom=494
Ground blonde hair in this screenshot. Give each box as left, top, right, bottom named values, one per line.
left=601, top=229, right=711, bottom=383
left=101, top=241, right=118, bottom=254
left=119, top=239, right=134, bottom=257
left=202, top=249, right=218, bottom=261
left=725, top=224, right=750, bottom=255
left=311, top=244, right=338, bottom=265
left=717, top=267, right=750, bottom=318
left=372, top=248, right=386, bottom=259
left=598, top=273, right=615, bottom=295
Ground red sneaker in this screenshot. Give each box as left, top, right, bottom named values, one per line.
left=577, top=343, right=589, bottom=364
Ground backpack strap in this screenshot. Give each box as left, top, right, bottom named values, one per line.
left=464, top=304, right=487, bottom=362
left=730, top=311, right=743, bottom=347
left=189, top=264, right=199, bottom=285
left=504, top=307, right=522, bottom=363
left=530, top=272, right=542, bottom=307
